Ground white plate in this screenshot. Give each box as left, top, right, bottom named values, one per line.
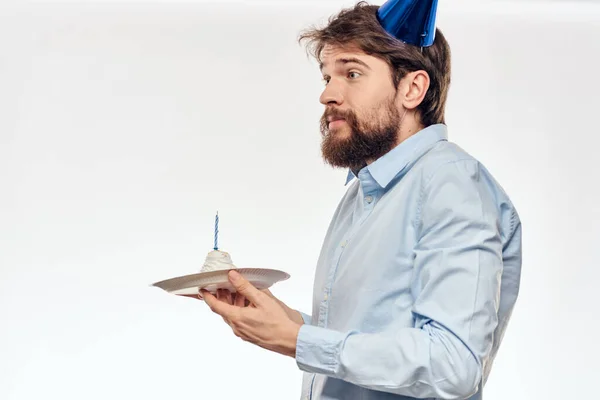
left=151, top=268, right=290, bottom=296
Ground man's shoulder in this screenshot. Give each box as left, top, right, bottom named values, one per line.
left=415, top=140, right=480, bottom=182
left=417, top=139, right=522, bottom=234
left=416, top=140, right=518, bottom=206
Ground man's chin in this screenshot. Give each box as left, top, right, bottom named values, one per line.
left=328, top=125, right=352, bottom=140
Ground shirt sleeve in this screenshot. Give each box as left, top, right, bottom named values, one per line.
left=295, top=160, right=503, bottom=399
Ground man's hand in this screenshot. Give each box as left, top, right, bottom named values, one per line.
left=217, top=288, right=305, bottom=325
left=183, top=280, right=305, bottom=326
left=261, top=289, right=306, bottom=325
left=201, top=270, right=302, bottom=358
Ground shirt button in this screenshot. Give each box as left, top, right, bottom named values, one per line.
left=365, top=195, right=373, bottom=204
left=324, top=292, right=329, bottom=300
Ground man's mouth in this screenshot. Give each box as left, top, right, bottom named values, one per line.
left=327, top=115, right=346, bottom=130
left=328, top=118, right=347, bottom=130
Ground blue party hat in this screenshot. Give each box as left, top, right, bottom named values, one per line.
left=377, top=0, right=439, bottom=48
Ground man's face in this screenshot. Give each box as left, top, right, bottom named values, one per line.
left=319, top=44, right=403, bottom=170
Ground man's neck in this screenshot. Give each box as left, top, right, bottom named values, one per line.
left=395, top=119, right=425, bottom=147
left=364, top=120, right=425, bottom=166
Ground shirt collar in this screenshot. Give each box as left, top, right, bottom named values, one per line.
left=345, top=124, right=448, bottom=188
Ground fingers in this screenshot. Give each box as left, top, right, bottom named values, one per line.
left=197, top=286, right=252, bottom=310
left=217, top=289, right=233, bottom=305
left=234, top=292, right=246, bottom=307
left=197, top=289, right=232, bottom=304
left=201, top=289, right=233, bottom=317
left=228, top=270, right=264, bottom=306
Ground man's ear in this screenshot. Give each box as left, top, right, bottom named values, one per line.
left=398, top=70, right=430, bottom=110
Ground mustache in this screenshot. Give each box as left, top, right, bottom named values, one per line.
left=322, top=108, right=352, bottom=121
left=320, top=108, right=357, bottom=137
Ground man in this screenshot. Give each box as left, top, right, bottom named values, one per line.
left=200, top=1, right=522, bottom=399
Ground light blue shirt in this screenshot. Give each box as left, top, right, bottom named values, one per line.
left=295, top=124, right=522, bottom=400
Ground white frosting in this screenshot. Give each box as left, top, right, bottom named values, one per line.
left=201, top=250, right=237, bottom=272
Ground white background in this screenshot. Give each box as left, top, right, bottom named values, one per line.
left=1, top=0, right=599, bottom=399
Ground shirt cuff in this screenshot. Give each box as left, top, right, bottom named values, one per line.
left=299, top=311, right=312, bottom=325
left=295, top=324, right=345, bottom=376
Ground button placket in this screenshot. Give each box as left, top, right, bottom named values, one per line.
left=321, top=203, right=379, bottom=327
left=320, top=172, right=381, bottom=330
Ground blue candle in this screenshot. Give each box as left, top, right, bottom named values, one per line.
left=214, top=212, right=219, bottom=250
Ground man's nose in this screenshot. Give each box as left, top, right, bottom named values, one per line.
left=319, top=83, right=344, bottom=106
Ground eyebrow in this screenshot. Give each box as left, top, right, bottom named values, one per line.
left=320, top=57, right=372, bottom=73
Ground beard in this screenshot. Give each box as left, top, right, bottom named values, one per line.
left=320, top=95, right=402, bottom=171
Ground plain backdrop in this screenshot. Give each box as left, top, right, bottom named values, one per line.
left=1, top=0, right=599, bottom=399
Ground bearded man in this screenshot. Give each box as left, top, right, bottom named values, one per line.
left=201, top=2, right=522, bottom=399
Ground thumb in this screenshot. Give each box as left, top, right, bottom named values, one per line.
left=229, top=270, right=263, bottom=306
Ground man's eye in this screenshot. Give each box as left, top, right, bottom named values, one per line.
left=348, top=72, right=361, bottom=79
left=322, top=77, right=330, bottom=85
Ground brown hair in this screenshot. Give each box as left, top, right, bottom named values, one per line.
left=298, top=1, right=451, bottom=127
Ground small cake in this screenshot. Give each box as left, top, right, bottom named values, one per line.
left=200, top=250, right=237, bottom=273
